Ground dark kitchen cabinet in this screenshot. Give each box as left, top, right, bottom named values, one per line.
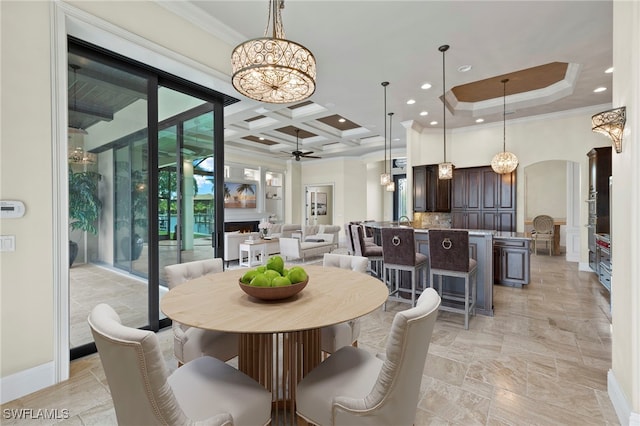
left=493, top=237, right=530, bottom=287
left=413, top=166, right=427, bottom=212
left=588, top=147, right=612, bottom=234
left=413, top=164, right=451, bottom=212
left=452, top=168, right=482, bottom=210
left=451, top=166, right=516, bottom=231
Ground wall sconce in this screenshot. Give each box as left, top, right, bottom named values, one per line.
left=592, top=107, right=626, bottom=153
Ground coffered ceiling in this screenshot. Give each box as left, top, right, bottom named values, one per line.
left=163, top=1, right=614, bottom=163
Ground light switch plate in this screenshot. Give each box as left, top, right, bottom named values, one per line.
left=0, top=235, right=16, bottom=251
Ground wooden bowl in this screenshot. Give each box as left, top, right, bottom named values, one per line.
left=238, top=277, right=309, bottom=301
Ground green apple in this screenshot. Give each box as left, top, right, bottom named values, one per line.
left=263, top=269, right=281, bottom=285
left=241, top=269, right=259, bottom=284
left=250, top=273, right=270, bottom=287
left=266, top=255, right=285, bottom=275
left=272, top=276, right=292, bottom=287
left=287, top=267, right=308, bottom=284
left=256, top=266, right=267, bottom=273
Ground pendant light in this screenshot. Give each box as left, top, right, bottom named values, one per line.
left=68, top=64, right=96, bottom=164
left=380, top=81, right=391, bottom=186
left=438, top=45, right=453, bottom=180
left=491, top=78, right=519, bottom=174
left=231, top=0, right=316, bottom=103
left=386, top=112, right=396, bottom=192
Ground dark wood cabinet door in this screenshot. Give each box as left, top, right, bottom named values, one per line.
left=413, top=164, right=451, bottom=212
left=451, top=170, right=467, bottom=210
left=413, top=166, right=427, bottom=212
left=451, top=211, right=467, bottom=228
left=482, top=169, right=498, bottom=209
left=466, top=169, right=482, bottom=210
left=434, top=174, right=451, bottom=212
left=498, top=171, right=516, bottom=210
left=502, top=247, right=528, bottom=282
left=467, top=211, right=481, bottom=229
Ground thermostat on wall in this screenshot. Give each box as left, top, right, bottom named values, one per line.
left=0, top=200, right=26, bottom=218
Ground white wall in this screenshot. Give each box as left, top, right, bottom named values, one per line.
left=408, top=111, right=610, bottom=264
left=609, top=0, right=640, bottom=421
left=1, top=1, right=638, bottom=419
left=524, top=160, right=567, bottom=221
left=1, top=0, right=56, bottom=378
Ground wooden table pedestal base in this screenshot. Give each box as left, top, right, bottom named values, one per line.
left=239, top=329, right=321, bottom=425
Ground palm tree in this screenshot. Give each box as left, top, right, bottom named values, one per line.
left=236, top=183, right=255, bottom=196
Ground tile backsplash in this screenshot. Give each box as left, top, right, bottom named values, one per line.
left=413, top=212, right=452, bottom=229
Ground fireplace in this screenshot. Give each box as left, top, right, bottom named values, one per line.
left=224, top=221, right=259, bottom=233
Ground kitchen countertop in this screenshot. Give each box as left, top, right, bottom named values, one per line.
left=363, top=222, right=530, bottom=240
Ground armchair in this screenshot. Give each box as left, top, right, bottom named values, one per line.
left=164, top=259, right=238, bottom=364
left=88, top=303, right=271, bottom=426
left=296, top=288, right=441, bottom=425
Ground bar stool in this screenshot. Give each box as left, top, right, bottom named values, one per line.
left=381, top=227, right=428, bottom=307
left=351, top=224, right=383, bottom=277
left=428, top=230, right=477, bottom=329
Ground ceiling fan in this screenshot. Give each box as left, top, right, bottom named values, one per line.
left=285, top=129, right=321, bottom=161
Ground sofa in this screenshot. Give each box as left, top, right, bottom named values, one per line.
left=302, top=225, right=341, bottom=249
left=268, top=224, right=301, bottom=239
left=224, top=232, right=279, bottom=266
left=279, top=234, right=335, bottom=261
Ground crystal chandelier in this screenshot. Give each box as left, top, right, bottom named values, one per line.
left=491, top=78, right=519, bottom=174
left=438, top=45, right=454, bottom=180
left=380, top=82, right=391, bottom=186
left=386, top=112, right=396, bottom=192
left=231, top=0, right=316, bottom=104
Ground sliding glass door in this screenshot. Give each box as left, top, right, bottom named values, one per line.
left=68, top=39, right=226, bottom=358
left=157, top=95, right=216, bottom=284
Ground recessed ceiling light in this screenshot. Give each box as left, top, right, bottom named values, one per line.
left=594, top=87, right=607, bottom=93
left=407, top=99, right=416, bottom=105
left=430, top=120, right=438, bottom=126
left=421, top=83, right=432, bottom=90
left=338, top=118, right=346, bottom=123
left=605, top=67, right=614, bottom=74
left=458, top=65, right=472, bottom=73
left=475, top=118, right=484, bottom=123
left=420, top=111, right=428, bottom=116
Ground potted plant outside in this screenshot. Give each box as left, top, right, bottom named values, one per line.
left=69, top=171, right=102, bottom=267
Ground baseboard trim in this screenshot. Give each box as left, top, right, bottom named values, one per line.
left=0, top=362, right=55, bottom=404
left=578, top=261, right=594, bottom=272
left=608, top=369, right=640, bottom=426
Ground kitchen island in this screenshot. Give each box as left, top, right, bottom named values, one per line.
left=364, top=222, right=532, bottom=317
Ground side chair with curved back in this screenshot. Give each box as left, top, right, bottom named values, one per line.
left=532, top=214, right=555, bottom=255
left=164, top=258, right=239, bottom=365
left=428, top=229, right=478, bottom=330
left=295, top=288, right=441, bottom=426
left=381, top=227, right=428, bottom=308
left=320, top=253, right=369, bottom=357
left=88, top=303, right=271, bottom=426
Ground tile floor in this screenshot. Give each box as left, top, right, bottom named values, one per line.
left=1, top=254, right=620, bottom=425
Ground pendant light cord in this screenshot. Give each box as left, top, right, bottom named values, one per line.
left=382, top=82, right=389, bottom=174
left=502, top=78, right=508, bottom=152
left=389, top=112, right=394, bottom=172
left=439, top=45, right=449, bottom=162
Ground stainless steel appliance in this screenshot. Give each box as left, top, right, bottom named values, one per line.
left=595, top=233, right=611, bottom=291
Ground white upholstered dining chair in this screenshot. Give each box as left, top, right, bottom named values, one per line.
left=164, top=258, right=238, bottom=365
left=296, top=288, right=441, bottom=426
left=88, top=303, right=272, bottom=426
left=320, top=253, right=369, bottom=356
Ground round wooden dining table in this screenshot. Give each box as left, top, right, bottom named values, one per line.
left=160, top=264, right=388, bottom=424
